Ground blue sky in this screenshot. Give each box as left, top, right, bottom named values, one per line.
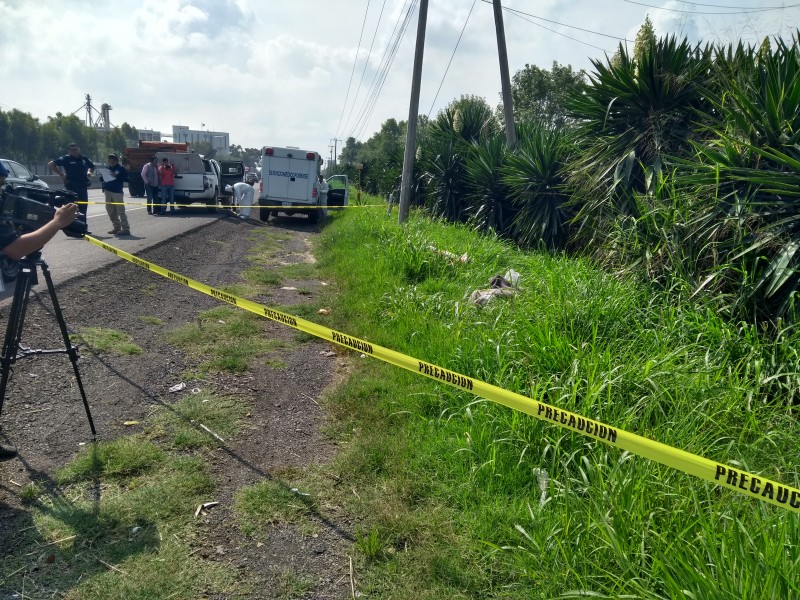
left=1, top=0, right=797, bottom=157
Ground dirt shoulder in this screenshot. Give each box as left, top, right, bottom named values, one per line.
left=0, top=215, right=353, bottom=599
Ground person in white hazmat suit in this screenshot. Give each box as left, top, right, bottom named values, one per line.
left=227, top=179, right=256, bottom=219
left=317, top=174, right=329, bottom=205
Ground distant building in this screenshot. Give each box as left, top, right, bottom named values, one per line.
left=138, top=129, right=162, bottom=142
left=172, top=126, right=229, bottom=155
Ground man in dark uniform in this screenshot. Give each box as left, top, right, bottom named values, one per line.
left=0, top=161, right=80, bottom=460
left=47, top=143, right=95, bottom=215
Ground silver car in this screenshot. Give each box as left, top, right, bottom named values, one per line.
left=0, top=159, right=50, bottom=189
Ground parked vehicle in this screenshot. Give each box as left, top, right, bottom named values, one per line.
left=218, top=159, right=245, bottom=206
left=258, top=146, right=325, bottom=223
left=244, top=172, right=259, bottom=184
left=0, top=159, right=49, bottom=190
left=155, top=151, right=221, bottom=213
left=122, top=141, right=190, bottom=197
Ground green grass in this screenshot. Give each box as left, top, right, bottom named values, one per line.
left=4, top=449, right=235, bottom=599
left=165, top=306, right=287, bottom=372
left=152, top=390, right=249, bottom=449
left=309, top=208, right=800, bottom=598
left=137, top=315, right=164, bottom=325
left=58, top=437, right=164, bottom=483
left=234, top=479, right=317, bottom=535
left=71, top=327, right=143, bottom=355
left=276, top=569, right=316, bottom=599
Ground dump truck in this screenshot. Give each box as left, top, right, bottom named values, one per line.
left=121, top=141, right=190, bottom=197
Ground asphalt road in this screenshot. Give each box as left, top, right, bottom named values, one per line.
left=0, top=189, right=229, bottom=304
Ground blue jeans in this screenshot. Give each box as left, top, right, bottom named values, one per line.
left=160, top=185, right=175, bottom=211
left=145, top=184, right=158, bottom=212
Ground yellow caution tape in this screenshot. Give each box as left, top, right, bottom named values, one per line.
left=85, top=235, right=800, bottom=513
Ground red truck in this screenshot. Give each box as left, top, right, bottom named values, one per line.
left=121, top=141, right=190, bottom=197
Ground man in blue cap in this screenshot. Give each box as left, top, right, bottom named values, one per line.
left=0, top=161, right=80, bottom=460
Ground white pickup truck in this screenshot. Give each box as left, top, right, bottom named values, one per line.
left=156, top=151, right=222, bottom=213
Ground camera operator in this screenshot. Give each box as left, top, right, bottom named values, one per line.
left=47, top=143, right=95, bottom=214
left=0, top=161, right=80, bottom=460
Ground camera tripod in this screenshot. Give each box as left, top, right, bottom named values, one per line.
left=0, top=251, right=96, bottom=437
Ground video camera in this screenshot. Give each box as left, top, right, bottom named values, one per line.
left=0, top=183, right=89, bottom=239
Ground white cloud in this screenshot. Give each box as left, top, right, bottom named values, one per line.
left=1, top=0, right=797, bottom=157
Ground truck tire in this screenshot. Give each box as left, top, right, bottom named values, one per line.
left=259, top=200, right=271, bottom=222
left=206, top=187, right=219, bottom=213
left=308, top=207, right=325, bottom=224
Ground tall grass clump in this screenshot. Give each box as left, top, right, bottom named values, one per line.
left=316, top=207, right=800, bottom=598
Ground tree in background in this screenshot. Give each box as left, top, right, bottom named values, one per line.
left=507, top=61, right=585, bottom=129
left=6, top=109, right=41, bottom=163
left=228, top=145, right=263, bottom=168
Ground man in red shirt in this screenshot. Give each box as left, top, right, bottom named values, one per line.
left=158, top=158, right=176, bottom=214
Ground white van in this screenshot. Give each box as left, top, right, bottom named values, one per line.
left=258, top=146, right=325, bottom=223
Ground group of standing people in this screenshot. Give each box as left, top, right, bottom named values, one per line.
left=141, top=156, right=177, bottom=216
left=47, top=144, right=132, bottom=236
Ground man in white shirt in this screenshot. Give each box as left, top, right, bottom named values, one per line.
left=231, top=180, right=256, bottom=219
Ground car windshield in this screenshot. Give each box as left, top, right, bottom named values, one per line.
left=10, top=161, right=32, bottom=179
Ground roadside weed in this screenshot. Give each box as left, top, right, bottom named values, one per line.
left=234, top=479, right=317, bottom=534
left=71, top=327, right=143, bottom=355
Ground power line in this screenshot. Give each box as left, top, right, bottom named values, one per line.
left=344, top=0, right=412, bottom=139
left=427, top=0, right=477, bottom=118
left=504, top=7, right=613, bottom=52
left=676, top=0, right=798, bottom=8
left=478, top=0, right=633, bottom=42
left=624, top=0, right=800, bottom=13
left=335, top=0, right=371, bottom=140
left=350, top=0, right=418, bottom=141
left=341, top=0, right=388, bottom=139
left=353, top=1, right=418, bottom=140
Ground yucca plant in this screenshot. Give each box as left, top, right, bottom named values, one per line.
left=464, top=135, right=512, bottom=235
left=421, top=96, right=499, bottom=223
left=565, top=36, right=713, bottom=248
left=422, top=134, right=468, bottom=221
left=503, top=121, right=570, bottom=249
left=681, top=33, right=800, bottom=321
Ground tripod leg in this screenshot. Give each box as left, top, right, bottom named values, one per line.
left=0, top=262, right=36, bottom=418
left=39, top=262, right=97, bottom=438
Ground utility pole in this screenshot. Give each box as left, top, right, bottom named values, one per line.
left=330, top=138, right=341, bottom=172
left=85, top=93, right=93, bottom=128
left=492, top=0, right=516, bottom=148
left=398, top=0, right=429, bottom=224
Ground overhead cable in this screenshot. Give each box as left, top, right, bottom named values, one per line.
left=427, top=0, right=478, bottom=118
left=335, top=0, right=372, bottom=139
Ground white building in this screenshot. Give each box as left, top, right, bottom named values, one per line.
left=138, top=129, right=162, bottom=142
left=172, top=126, right=229, bottom=155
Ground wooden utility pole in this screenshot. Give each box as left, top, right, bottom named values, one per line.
left=330, top=138, right=341, bottom=171
left=398, top=0, right=429, bottom=223
left=493, top=0, right=516, bottom=148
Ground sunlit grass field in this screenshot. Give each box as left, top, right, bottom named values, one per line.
left=315, top=200, right=800, bottom=598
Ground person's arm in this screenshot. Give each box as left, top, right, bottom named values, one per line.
left=48, top=159, right=66, bottom=183
left=1, top=204, right=80, bottom=260
left=86, top=158, right=95, bottom=176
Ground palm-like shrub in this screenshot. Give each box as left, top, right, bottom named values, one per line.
left=565, top=36, right=713, bottom=247
left=421, top=96, right=499, bottom=222
left=464, top=135, right=512, bottom=235
left=503, top=122, right=570, bottom=249
left=682, top=35, right=800, bottom=319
